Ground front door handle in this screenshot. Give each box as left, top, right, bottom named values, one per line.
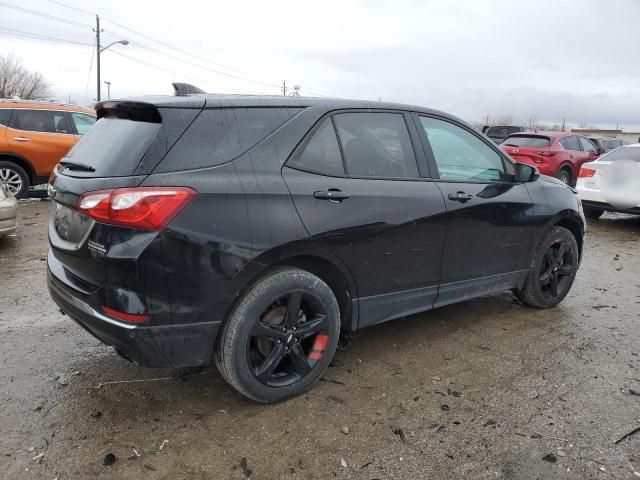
left=13, top=137, right=30, bottom=142
left=448, top=191, right=473, bottom=202
left=313, top=189, right=350, bottom=202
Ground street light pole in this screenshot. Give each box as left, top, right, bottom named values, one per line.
left=94, top=14, right=128, bottom=102
left=95, top=15, right=101, bottom=101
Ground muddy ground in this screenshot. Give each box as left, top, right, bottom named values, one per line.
left=0, top=200, right=639, bottom=480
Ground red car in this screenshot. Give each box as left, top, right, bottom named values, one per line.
left=501, top=131, right=603, bottom=185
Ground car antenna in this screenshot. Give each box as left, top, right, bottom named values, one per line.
left=172, top=83, right=206, bottom=96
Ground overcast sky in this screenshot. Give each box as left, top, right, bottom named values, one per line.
left=1, top=0, right=639, bottom=128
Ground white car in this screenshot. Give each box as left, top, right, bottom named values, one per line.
left=576, top=144, right=640, bottom=219
left=0, top=181, right=18, bottom=236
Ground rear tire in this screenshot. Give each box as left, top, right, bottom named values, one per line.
left=584, top=207, right=604, bottom=219
left=215, top=268, right=340, bottom=403
left=0, top=161, right=30, bottom=199
left=556, top=168, right=572, bottom=185
left=515, top=226, right=579, bottom=308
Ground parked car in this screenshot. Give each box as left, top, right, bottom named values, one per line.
left=0, top=100, right=96, bottom=198
left=501, top=131, right=603, bottom=185
left=48, top=93, right=585, bottom=403
left=0, top=181, right=17, bottom=237
left=589, top=137, right=625, bottom=153
left=576, top=143, right=640, bottom=219
left=482, top=125, right=531, bottom=144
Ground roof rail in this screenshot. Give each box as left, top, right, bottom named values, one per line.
left=0, top=98, right=88, bottom=108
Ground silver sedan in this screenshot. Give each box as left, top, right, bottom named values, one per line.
left=0, top=181, right=17, bottom=236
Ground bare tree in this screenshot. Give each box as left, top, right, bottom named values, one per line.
left=0, top=54, right=51, bottom=100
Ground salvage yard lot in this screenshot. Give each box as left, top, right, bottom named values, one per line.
left=1, top=200, right=639, bottom=479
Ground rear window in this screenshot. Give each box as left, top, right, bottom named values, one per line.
left=503, top=135, right=550, bottom=148
left=600, top=146, right=640, bottom=162
left=64, top=117, right=161, bottom=176
left=155, top=107, right=302, bottom=173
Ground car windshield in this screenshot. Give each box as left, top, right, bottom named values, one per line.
left=599, top=146, right=640, bottom=162
left=503, top=135, right=550, bottom=148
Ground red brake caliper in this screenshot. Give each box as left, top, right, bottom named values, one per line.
left=307, top=334, right=329, bottom=361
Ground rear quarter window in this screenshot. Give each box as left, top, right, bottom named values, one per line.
left=503, top=136, right=550, bottom=148
left=155, top=107, right=302, bottom=173
left=0, top=109, right=12, bottom=126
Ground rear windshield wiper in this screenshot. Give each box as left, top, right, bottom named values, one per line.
left=503, top=143, right=519, bottom=147
left=59, top=161, right=96, bottom=172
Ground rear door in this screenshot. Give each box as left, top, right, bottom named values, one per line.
left=283, top=111, right=447, bottom=328
left=6, top=109, right=75, bottom=177
left=415, top=115, right=534, bottom=307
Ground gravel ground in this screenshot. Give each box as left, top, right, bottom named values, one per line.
left=1, top=200, right=639, bottom=480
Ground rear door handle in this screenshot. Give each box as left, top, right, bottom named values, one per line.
left=448, top=191, right=473, bottom=202
left=13, top=137, right=30, bottom=142
left=313, top=189, right=350, bottom=202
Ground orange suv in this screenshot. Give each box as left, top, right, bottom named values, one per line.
left=0, top=100, right=96, bottom=198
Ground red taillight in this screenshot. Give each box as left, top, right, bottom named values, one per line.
left=579, top=168, right=596, bottom=178
left=536, top=151, right=557, bottom=157
left=78, top=187, right=196, bottom=230
left=101, top=306, right=150, bottom=324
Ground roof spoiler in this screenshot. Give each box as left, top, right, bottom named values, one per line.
left=172, top=83, right=206, bottom=96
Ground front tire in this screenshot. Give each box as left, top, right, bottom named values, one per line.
left=0, top=161, right=30, bottom=199
left=515, top=226, right=579, bottom=308
left=215, top=268, right=340, bottom=403
left=584, top=207, right=604, bottom=219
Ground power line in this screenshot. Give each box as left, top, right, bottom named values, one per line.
left=107, top=49, right=243, bottom=94
left=46, top=0, right=283, bottom=86
left=0, top=26, right=92, bottom=46
left=8, top=0, right=369, bottom=100
left=0, top=1, right=92, bottom=29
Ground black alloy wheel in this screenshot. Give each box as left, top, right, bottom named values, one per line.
left=538, top=239, right=576, bottom=299
left=515, top=226, right=579, bottom=308
left=216, top=268, right=340, bottom=403
left=248, top=291, right=330, bottom=387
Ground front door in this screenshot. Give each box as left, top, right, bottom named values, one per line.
left=7, top=109, right=76, bottom=178
left=283, top=112, right=447, bottom=328
left=415, top=115, right=535, bottom=307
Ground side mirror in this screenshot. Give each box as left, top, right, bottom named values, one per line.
left=515, top=163, right=540, bottom=182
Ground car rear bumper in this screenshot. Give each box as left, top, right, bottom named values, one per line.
left=48, top=268, right=221, bottom=368
left=581, top=200, right=640, bottom=215
left=0, top=196, right=17, bottom=235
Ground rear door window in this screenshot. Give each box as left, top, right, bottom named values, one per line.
left=419, top=116, right=506, bottom=182
left=0, top=109, right=12, bottom=126
left=578, top=137, right=597, bottom=153
left=156, top=107, right=302, bottom=172
left=560, top=136, right=581, bottom=151
left=333, top=112, right=419, bottom=178
left=288, top=118, right=345, bottom=176
left=503, top=135, right=550, bottom=148
left=70, top=112, right=96, bottom=135
left=12, top=109, right=70, bottom=134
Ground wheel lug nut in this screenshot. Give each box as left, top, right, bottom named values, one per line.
left=277, top=340, right=282, bottom=344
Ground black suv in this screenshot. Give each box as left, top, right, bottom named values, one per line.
left=48, top=92, right=585, bottom=403
left=482, top=125, right=532, bottom=144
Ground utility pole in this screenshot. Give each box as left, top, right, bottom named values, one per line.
left=281, top=80, right=287, bottom=96
left=95, top=15, right=101, bottom=102
left=561, top=117, right=566, bottom=132
left=104, top=81, right=111, bottom=100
